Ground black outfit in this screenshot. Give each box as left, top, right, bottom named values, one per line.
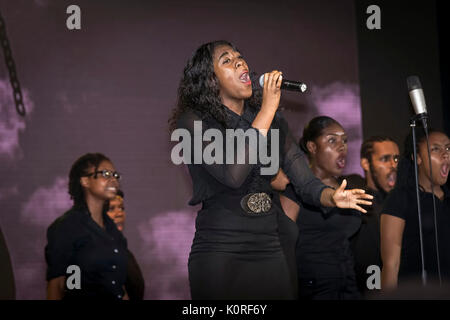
left=45, top=206, right=128, bottom=299
left=177, top=105, right=330, bottom=300
left=350, top=187, right=386, bottom=295
left=283, top=180, right=362, bottom=300
left=382, top=185, right=450, bottom=285
left=125, top=249, right=145, bottom=300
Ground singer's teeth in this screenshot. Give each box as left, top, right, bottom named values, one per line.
left=239, top=72, right=250, bottom=82
left=441, top=164, right=449, bottom=178
left=336, top=157, right=346, bottom=169
left=387, top=172, right=396, bottom=187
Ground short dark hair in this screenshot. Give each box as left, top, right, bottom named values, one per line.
left=360, top=136, right=396, bottom=163
left=68, top=153, right=111, bottom=208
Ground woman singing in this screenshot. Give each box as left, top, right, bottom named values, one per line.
left=381, top=129, right=450, bottom=290
left=169, top=40, right=372, bottom=299
left=280, top=116, right=362, bottom=300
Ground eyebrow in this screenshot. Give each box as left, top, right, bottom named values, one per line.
left=326, top=133, right=346, bottom=136
left=431, top=143, right=450, bottom=146
left=218, top=51, right=230, bottom=60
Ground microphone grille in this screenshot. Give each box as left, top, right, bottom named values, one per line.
left=259, top=74, right=265, bottom=88
left=407, top=75, right=422, bottom=91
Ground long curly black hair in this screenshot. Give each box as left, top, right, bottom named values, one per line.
left=68, top=153, right=111, bottom=209
left=168, top=40, right=262, bottom=131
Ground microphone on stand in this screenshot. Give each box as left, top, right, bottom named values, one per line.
left=406, top=75, right=441, bottom=286
left=407, top=76, right=428, bottom=127
left=259, top=74, right=307, bottom=93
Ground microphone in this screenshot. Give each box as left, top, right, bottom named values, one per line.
left=407, top=76, right=427, bottom=119
left=259, top=74, right=307, bottom=93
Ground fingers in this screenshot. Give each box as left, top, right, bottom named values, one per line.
left=350, top=189, right=374, bottom=200
left=264, top=70, right=283, bottom=90
left=337, top=179, right=347, bottom=192
left=356, top=199, right=372, bottom=206
left=353, top=204, right=368, bottom=214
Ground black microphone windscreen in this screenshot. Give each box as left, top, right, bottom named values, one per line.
left=407, top=76, right=422, bottom=91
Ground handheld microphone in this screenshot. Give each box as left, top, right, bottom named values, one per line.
left=407, top=76, right=427, bottom=123
left=259, top=74, right=307, bottom=93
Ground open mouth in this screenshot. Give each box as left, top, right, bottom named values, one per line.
left=387, top=171, right=397, bottom=188
left=106, top=186, right=117, bottom=193
left=336, top=155, right=346, bottom=169
left=239, top=71, right=251, bottom=85
left=440, top=163, right=449, bottom=179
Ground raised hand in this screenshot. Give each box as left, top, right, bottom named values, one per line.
left=261, top=70, right=283, bottom=113
left=332, top=179, right=373, bottom=213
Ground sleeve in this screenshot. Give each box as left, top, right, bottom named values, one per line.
left=279, top=115, right=331, bottom=210
left=381, top=187, right=407, bottom=220
left=45, top=221, right=73, bottom=281
left=175, top=111, right=266, bottom=189
left=281, top=183, right=301, bottom=205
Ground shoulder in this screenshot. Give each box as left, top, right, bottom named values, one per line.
left=46, top=207, right=84, bottom=239
left=382, top=186, right=412, bottom=218
left=176, top=110, right=218, bottom=131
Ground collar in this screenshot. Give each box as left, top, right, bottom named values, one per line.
left=77, top=206, right=116, bottom=232
left=416, top=184, right=450, bottom=200
left=223, top=102, right=257, bottom=129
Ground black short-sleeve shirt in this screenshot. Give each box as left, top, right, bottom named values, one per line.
left=45, top=206, right=128, bottom=299
left=382, top=185, right=450, bottom=283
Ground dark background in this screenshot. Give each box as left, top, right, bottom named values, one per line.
left=356, top=0, right=447, bottom=148
left=0, top=0, right=446, bottom=299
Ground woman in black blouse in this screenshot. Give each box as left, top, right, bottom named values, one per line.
left=381, top=129, right=450, bottom=290
left=45, top=153, right=129, bottom=300
left=280, top=116, right=362, bottom=300
left=169, top=40, right=372, bottom=299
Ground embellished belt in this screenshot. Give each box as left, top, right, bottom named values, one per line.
left=240, top=192, right=272, bottom=214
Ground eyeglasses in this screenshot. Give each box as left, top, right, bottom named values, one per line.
left=85, top=170, right=121, bottom=180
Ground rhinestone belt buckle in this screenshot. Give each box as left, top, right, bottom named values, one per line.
left=243, top=192, right=272, bottom=214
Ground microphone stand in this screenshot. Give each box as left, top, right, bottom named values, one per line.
left=410, top=116, right=427, bottom=286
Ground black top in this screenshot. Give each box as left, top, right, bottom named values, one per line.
left=177, top=105, right=330, bottom=209
left=283, top=181, right=361, bottom=278
left=350, top=187, right=386, bottom=292
left=178, top=104, right=332, bottom=299
left=45, top=206, right=128, bottom=299
left=382, top=185, right=450, bottom=283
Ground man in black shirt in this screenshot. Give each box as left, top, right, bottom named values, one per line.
left=351, top=136, right=400, bottom=296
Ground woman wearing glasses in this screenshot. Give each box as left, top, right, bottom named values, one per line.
left=45, top=153, right=129, bottom=299
left=169, top=40, right=372, bottom=299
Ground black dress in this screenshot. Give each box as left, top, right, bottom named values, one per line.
left=176, top=104, right=330, bottom=300
left=283, top=180, right=362, bottom=300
